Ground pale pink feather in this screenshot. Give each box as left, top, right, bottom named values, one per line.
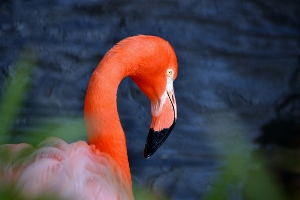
left=0, top=137, right=133, bottom=200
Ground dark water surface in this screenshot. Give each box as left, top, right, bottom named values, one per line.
left=0, top=0, right=299, bottom=199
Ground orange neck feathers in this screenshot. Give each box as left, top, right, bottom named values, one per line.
left=84, top=35, right=177, bottom=186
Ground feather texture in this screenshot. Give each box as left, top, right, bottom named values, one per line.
left=0, top=138, right=132, bottom=200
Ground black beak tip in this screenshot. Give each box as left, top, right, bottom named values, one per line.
left=143, top=145, right=153, bottom=159
left=143, top=120, right=176, bottom=159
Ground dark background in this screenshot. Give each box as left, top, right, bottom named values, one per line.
left=0, top=0, right=299, bottom=199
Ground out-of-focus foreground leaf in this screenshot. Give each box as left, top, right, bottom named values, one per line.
left=0, top=51, right=35, bottom=144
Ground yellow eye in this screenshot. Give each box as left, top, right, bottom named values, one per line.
left=166, top=69, right=173, bottom=77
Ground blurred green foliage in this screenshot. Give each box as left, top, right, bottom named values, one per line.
left=0, top=51, right=35, bottom=143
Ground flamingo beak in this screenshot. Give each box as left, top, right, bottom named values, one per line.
left=144, top=88, right=177, bottom=158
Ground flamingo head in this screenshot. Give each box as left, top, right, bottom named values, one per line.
left=144, top=68, right=177, bottom=159
left=128, top=36, right=178, bottom=158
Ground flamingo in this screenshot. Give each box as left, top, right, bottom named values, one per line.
left=0, top=35, right=178, bottom=199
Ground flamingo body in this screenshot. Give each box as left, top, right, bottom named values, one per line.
left=0, top=35, right=178, bottom=199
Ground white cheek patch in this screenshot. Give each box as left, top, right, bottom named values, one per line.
left=166, top=76, right=173, bottom=92
left=151, top=76, right=174, bottom=117
left=151, top=91, right=168, bottom=117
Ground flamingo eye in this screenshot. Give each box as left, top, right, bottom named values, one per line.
left=166, top=69, right=173, bottom=77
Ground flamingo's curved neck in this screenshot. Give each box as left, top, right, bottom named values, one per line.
left=84, top=58, right=132, bottom=184
left=84, top=35, right=175, bottom=187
